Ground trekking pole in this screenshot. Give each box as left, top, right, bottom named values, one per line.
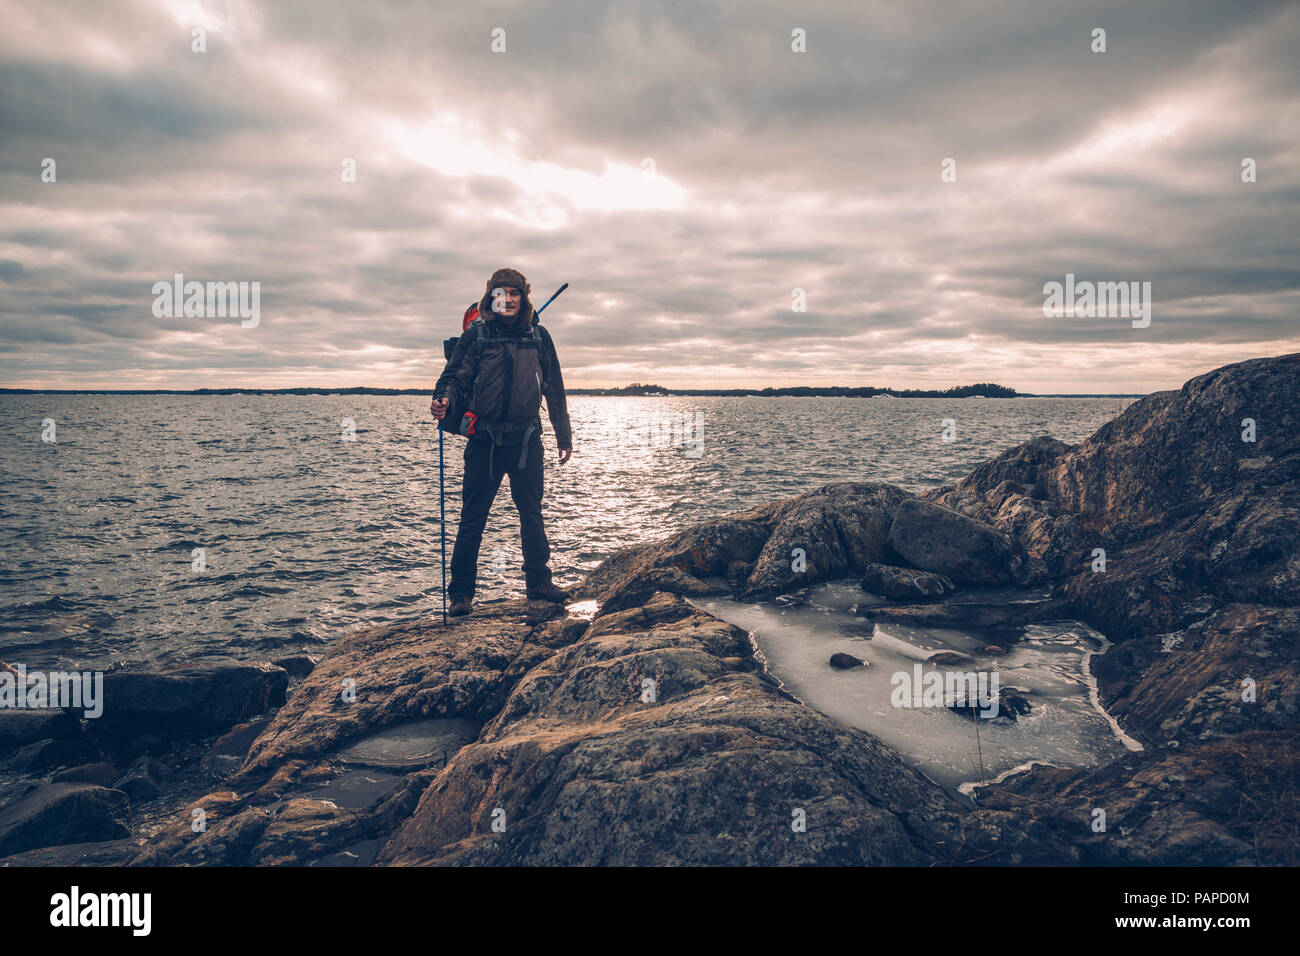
left=439, top=425, right=447, bottom=626
left=534, top=282, right=569, bottom=317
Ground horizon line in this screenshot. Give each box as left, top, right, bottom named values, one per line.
left=0, top=386, right=1148, bottom=397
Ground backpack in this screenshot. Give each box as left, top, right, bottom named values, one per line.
left=439, top=314, right=545, bottom=440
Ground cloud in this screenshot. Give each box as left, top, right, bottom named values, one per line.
left=0, top=0, right=1297, bottom=393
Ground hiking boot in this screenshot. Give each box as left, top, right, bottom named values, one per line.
left=449, top=596, right=473, bottom=616
left=525, top=582, right=571, bottom=603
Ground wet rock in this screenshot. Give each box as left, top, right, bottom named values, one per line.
left=860, top=563, right=956, bottom=600
left=99, top=661, right=288, bottom=734
left=0, top=784, right=130, bottom=857
left=0, top=838, right=139, bottom=867
left=888, top=498, right=1033, bottom=586
left=53, top=762, right=119, bottom=787
left=272, top=654, right=319, bottom=679
left=828, top=652, right=867, bottom=669
left=2, top=737, right=84, bottom=773
left=113, top=756, right=170, bottom=803
left=948, top=688, right=1032, bottom=722
left=0, top=710, right=81, bottom=757
left=201, top=715, right=273, bottom=775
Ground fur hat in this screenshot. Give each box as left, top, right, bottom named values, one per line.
left=479, top=267, right=533, bottom=324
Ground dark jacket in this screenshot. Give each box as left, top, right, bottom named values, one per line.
left=435, top=312, right=573, bottom=449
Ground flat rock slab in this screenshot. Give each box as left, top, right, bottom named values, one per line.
left=304, top=769, right=407, bottom=811
left=336, top=717, right=482, bottom=769
left=888, top=498, right=1025, bottom=585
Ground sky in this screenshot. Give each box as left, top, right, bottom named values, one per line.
left=1, top=0, right=1297, bottom=393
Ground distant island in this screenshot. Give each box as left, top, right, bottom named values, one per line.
left=567, top=382, right=1019, bottom=397
left=0, top=383, right=1144, bottom=397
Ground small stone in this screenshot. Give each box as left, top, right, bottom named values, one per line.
left=829, top=653, right=867, bottom=670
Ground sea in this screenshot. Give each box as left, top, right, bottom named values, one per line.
left=0, top=395, right=1136, bottom=672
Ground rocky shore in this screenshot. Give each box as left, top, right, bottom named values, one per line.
left=2, top=353, right=1295, bottom=866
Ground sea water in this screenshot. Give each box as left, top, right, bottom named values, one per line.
left=0, top=394, right=1135, bottom=669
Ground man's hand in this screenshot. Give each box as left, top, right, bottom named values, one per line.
left=430, top=396, right=448, bottom=420
left=558, top=446, right=572, bottom=465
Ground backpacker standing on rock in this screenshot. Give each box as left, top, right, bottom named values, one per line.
left=430, top=268, right=573, bottom=615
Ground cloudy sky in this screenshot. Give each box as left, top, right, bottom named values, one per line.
left=1, top=0, right=1297, bottom=393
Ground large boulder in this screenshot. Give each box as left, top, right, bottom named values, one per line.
left=575, top=482, right=912, bottom=611
left=740, top=483, right=910, bottom=599
left=887, top=498, right=1035, bottom=585
left=1040, top=353, right=1300, bottom=527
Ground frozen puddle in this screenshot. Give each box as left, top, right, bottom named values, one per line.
left=694, top=580, right=1141, bottom=799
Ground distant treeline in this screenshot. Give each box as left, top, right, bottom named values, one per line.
left=0, top=384, right=1143, bottom=397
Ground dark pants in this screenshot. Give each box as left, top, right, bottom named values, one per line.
left=448, top=431, right=552, bottom=599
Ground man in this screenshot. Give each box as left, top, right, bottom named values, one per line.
left=431, top=267, right=573, bottom=615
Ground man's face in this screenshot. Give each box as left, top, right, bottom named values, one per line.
left=491, top=286, right=522, bottom=319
